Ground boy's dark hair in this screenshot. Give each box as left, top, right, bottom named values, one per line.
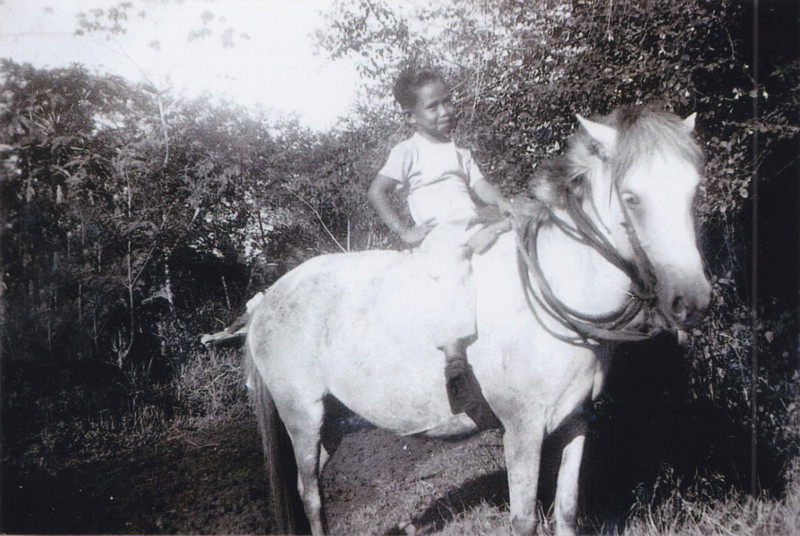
left=393, top=68, right=446, bottom=110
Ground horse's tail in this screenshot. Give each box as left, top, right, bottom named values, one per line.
left=245, top=346, right=309, bottom=534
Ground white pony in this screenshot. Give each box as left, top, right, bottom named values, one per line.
left=244, top=106, right=710, bottom=536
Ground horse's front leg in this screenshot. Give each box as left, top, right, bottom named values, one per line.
left=553, top=412, right=589, bottom=536
left=503, top=419, right=545, bottom=536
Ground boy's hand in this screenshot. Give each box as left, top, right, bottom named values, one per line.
left=498, top=198, right=514, bottom=216
left=508, top=196, right=547, bottom=223
left=400, top=219, right=436, bottom=245
left=468, top=219, right=512, bottom=254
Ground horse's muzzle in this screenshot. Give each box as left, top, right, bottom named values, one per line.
left=665, top=279, right=711, bottom=329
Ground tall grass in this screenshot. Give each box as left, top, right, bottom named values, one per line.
left=428, top=467, right=800, bottom=536
left=173, top=346, right=248, bottom=421
left=621, top=468, right=800, bottom=536
left=3, top=336, right=248, bottom=478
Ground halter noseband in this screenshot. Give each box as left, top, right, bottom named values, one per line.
left=515, top=183, right=669, bottom=345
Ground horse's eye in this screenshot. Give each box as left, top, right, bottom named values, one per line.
left=621, top=192, right=640, bottom=206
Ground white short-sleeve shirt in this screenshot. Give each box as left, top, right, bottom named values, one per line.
left=377, top=132, right=484, bottom=226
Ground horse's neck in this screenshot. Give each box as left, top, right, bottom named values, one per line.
left=473, top=222, right=633, bottom=324
left=535, top=209, right=633, bottom=316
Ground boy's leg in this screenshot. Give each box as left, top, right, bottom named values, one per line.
left=441, top=338, right=480, bottom=414
left=419, top=223, right=481, bottom=414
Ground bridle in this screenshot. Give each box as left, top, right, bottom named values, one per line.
left=515, top=181, right=670, bottom=345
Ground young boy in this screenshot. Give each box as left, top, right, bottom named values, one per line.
left=368, top=68, right=512, bottom=414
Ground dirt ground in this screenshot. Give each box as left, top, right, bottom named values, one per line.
left=2, top=406, right=510, bottom=535
left=3, top=413, right=274, bottom=534
left=322, top=424, right=507, bottom=534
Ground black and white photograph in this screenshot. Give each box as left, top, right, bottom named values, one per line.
left=1, top=1, right=798, bottom=534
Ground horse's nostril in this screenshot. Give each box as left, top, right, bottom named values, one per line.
left=671, top=296, right=687, bottom=320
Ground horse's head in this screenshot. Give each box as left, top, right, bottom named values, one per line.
left=572, top=107, right=711, bottom=330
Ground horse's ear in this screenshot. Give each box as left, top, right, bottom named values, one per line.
left=682, top=112, right=697, bottom=132
left=576, top=114, right=617, bottom=154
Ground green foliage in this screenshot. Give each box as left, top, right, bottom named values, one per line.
left=686, top=277, right=800, bottom=489
left=0, top=63, right=265, bottom=439
left=0, top=58, right=396, bottom=448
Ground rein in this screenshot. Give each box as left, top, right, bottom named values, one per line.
left=514, top=190, right=667, bottom=345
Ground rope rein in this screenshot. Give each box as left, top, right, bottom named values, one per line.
left=514, top=189, right=667, bottom=345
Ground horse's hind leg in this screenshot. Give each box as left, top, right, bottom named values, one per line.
left=282, top=397, right=327, bottom=536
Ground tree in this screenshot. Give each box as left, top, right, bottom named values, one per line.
left=1, top=61, right=271, bottom=378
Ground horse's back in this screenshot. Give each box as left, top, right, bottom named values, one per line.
left=248, top=249, right=405, bottom=359
left=252, top=249, right=440, bottom=334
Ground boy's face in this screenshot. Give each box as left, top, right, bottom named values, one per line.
left=404, top=80, right=455, bottom=142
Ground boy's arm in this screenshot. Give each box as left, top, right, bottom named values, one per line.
left=368, top=175, right=434, bottom=245
left=471, top=177, right=513, bottom=215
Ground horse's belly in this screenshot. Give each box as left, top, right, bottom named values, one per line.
left=251, top=250, right=476, bottom=435
left=323, top=335, right=470, bottom=435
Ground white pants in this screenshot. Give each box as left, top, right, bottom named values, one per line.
left=415, top=222, right=477, bottom=347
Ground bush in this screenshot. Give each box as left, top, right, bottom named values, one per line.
left=174, top=347, right=248, bottom=419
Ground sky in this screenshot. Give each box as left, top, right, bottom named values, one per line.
left=0, top=0, right=361, bottom=131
